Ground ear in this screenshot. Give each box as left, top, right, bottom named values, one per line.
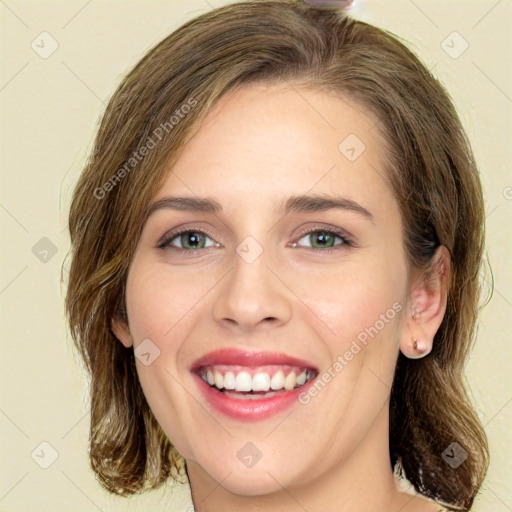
left=110, top=308, right=133, bottom=348
left=400, top=246, right=451, bottom=359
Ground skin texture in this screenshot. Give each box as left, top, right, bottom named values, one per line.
left=112, top=84, right=449, bottom=512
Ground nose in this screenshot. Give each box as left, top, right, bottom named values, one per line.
left=212, top=247, right=293, bottom=333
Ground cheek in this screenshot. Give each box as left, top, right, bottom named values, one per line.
left=124, top=264, right=202, bottom=459
left=125, top=262, right=205, bottom=343
left=291, top=256, right=405, bottom=345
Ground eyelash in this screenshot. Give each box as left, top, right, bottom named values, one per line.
left=157, top=226, right=354, bottom=255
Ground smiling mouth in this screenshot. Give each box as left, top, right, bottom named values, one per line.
left=196, top=364, right=318, bottom=399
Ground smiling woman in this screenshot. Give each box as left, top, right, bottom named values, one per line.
left=63, top=1, right=489, bottom=511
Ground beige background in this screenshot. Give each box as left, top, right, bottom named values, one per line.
left=1, top=1, right=510, bottom=511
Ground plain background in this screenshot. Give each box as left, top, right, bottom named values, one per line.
left=1, top=1, right=510, bottom=511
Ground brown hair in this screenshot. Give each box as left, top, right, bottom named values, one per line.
left=63, top=0, right=489, bottom=509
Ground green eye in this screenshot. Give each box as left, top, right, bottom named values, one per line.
left=296, top=230, right=351, bottom=250
left=179, top=232, right=210, bottom=250
left=159, top=230, right=216, bottom=251
left=158, top=227, right=352, bottom=254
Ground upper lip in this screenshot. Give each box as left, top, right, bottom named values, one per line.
left=190, top=348, right=318, bottom=373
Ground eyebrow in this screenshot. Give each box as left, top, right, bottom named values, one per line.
left=144, top=193, right=374, bottom=223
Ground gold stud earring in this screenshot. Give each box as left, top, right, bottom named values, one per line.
left=409, top=337, right=431, bottom=359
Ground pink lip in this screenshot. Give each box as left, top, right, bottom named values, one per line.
left=190, top=348, right=318, bottom=372
left=190, top=348, right=318, bottom=421
left=191, top=372, right=317, bottom=421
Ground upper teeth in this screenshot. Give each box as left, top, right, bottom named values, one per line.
left=199, top=365, right=315, bottom=392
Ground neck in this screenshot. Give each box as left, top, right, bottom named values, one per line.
left=186, top=401, right=406, bottom=512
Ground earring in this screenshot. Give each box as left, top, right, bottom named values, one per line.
left=411, top=308, right=420, bottom=320
left=408, top=337, right=431, bottom=359
left=404, top=318, right=431, bottom=359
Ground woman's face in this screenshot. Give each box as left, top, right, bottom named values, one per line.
left=114, top=84, right=412, bottom=495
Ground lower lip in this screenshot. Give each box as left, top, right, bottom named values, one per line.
left=192, top=372, right=316, bottom=421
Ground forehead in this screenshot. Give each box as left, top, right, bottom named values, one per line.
left=154, top=83, right=395, bottom=218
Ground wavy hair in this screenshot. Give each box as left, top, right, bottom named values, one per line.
left=63, top=1, right=489, bottom=509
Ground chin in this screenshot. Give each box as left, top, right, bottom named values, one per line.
left=199, top=457, right=301, bottom=496
left=219, top=471, right=290, bottom=496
